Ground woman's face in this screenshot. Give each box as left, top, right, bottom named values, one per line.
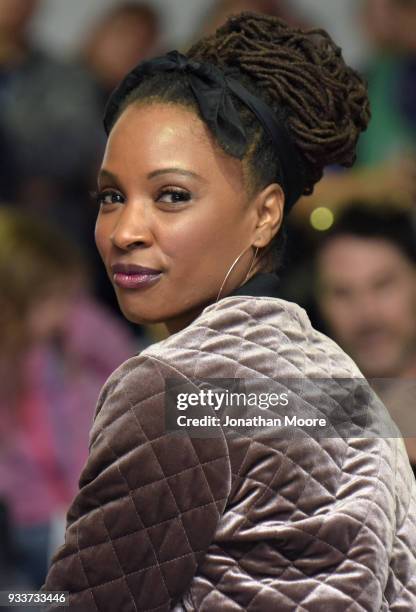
left=95, top=102, right=266, bottom=333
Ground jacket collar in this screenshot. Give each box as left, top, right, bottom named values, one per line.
left=228, top=272, right=280, bottom=299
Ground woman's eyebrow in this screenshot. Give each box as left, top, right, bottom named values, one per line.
left=147, top=167, right=207, bottom=182
left=97, top=168, right=120, bottom=186
left=97, top=167, right=207, bottom=186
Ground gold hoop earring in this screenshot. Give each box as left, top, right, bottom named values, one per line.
left=243, top=246, right=259, bottom=284
left=216, top=244, right=259, bottom=303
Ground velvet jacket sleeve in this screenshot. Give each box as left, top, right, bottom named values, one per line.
left=42, top=355, right=231, bottom=611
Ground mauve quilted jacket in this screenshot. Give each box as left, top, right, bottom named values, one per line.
left=43, top=274, right=416, bottom=611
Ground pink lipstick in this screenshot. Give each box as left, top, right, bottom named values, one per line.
left=111, top=263, right=162, bottom=290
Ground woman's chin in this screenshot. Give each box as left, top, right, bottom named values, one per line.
left=120, top=306, right=165, bottom=326
left=114, top=291, right=210, bottom=329
left=118, top=300, right=165, bottom=325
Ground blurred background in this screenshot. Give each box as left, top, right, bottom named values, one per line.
left=0, top=0, right=415, bottom=600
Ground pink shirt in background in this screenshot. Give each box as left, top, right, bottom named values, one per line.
left=0, top=294, right=139, bottom=527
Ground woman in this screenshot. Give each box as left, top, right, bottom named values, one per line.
left=43, top=13, right=416, bottom=611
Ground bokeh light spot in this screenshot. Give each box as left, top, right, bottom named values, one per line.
left=310, top=207, right=334, bottom=231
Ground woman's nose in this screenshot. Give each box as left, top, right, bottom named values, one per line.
left=109, top=202, right=152, bottom=251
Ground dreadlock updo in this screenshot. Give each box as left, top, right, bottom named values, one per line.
left=115, top=11, right=370, bottom=271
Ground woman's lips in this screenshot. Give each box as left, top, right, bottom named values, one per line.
left=113, top=271, right=162, bottom=289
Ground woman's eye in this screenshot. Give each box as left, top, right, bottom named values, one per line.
left=157, top=189, right=191, bottom=204
left=92, top=190, right=124, bottom=206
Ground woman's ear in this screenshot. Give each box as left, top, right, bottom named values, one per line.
left=252, top=183, right=284, bottom=248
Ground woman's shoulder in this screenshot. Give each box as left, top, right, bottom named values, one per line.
left=91, top=293, right=367, bottom=438
left=141, top=294, right=365, bottom=381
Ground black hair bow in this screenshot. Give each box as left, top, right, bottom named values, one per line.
left=104, top=50, right=248, bottom=155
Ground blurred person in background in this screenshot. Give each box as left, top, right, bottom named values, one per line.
left=81, top=2, right=162, bottom=109
left=0, top=0, right=102, bottom=238
left=0, top=0, right=38, bottom=63
left=314, top=203, right=416, bottom=476
left=291, top=0, right=416, bottom=226
left=0, top=208, right=137, bottom=589
left=0, top=0, right=115, bottom=339
left=194, top=0, right=302, bottom=39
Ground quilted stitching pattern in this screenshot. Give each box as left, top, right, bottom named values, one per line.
left=43, top=358, right=231, bottom=611
left=43, top=296, right=416, bottom=611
